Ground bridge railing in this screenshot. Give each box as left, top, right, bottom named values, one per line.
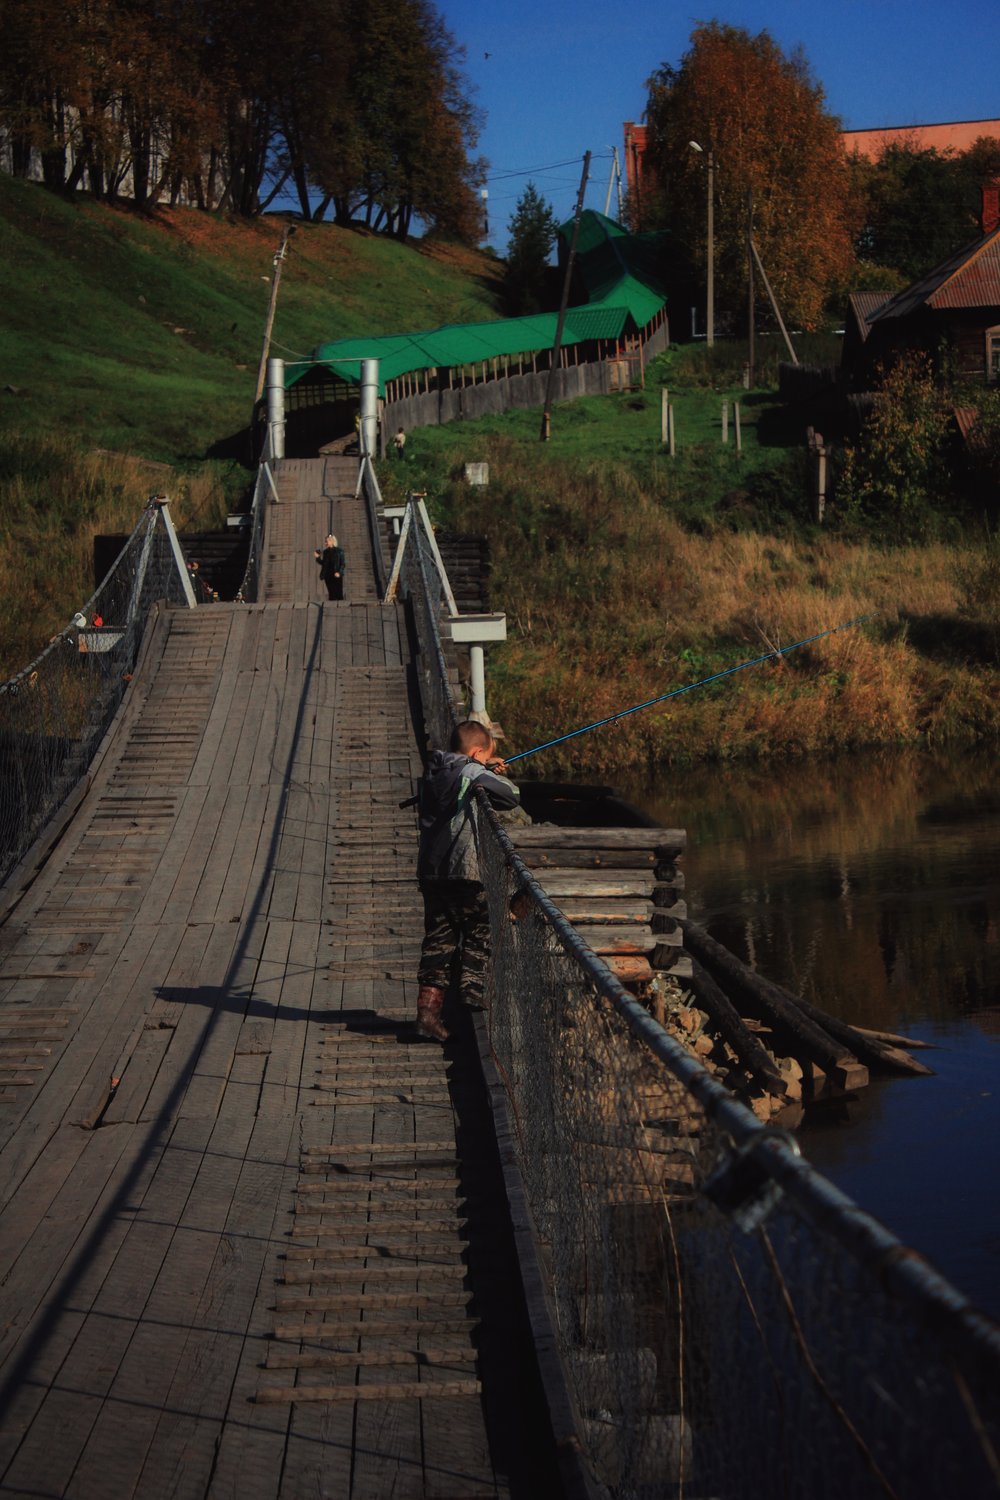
left=236, top=427, right=278, bottom=603
left=0, top=500, right=193, bottom=892
left=394, top=499, right=1000, bottom=1500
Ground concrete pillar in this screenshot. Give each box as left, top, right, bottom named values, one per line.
left=266, top=357, right=285, bottom=460
left=360, top=358, right=380, bottom=460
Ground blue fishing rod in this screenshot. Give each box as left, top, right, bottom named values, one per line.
left=497, top=613, right=874, bottom=769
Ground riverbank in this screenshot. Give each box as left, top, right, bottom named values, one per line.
left=619, top=743, right=1000, bottom=1319
left=385, top=422, right=1000, bottom=773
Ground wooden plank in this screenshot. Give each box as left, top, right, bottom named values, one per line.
left=257, top=1379, right=481, bottom=1404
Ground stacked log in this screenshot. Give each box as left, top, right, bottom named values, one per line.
left=507, top=825, right=688, bottom=987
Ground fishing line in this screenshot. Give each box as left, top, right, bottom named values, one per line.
left=499, top=613, right=874, bottom=768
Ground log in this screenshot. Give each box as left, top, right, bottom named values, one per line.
left=510, top=827, right=685, bottom=852
left=517, top=848, right=661, bottom=870
left=577, top=925, right=655, bottom=954
left=533, top=872, right=657, bottom=897
left=687, top=960, right=788, bottom=1099
left=556, top=900, right=653, bottom=924
left=681, top=922, right=868, bottom=1091
left=853, top=1024, right=935, bottom=1051
left=790, top=992, right=934, bottom=1077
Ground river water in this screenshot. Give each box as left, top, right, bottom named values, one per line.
left=617, top=746, right=1000, bottom=1321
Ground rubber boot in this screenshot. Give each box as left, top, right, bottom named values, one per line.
left=415, top=984, right=449, bottom=1042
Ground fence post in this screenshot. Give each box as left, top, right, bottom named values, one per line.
left=722, top=401, right=729, bottom=444
left=661, top=387, right=669, bottom=444
left=668, top=403, right=676, bottom=457
left=734, top=401, right=742, bottom=454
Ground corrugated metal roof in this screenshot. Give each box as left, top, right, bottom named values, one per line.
left=930, top=233, right=1000, bottom=308
left=870, top=227, right=1000, bottom=322
left=287, top=210, right=667, bottom=393
left=953, top=406, right=980, bottom=444
left=847, top=290, right=894, bottom=341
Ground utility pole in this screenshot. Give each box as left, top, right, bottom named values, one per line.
left=746, top=187, right=755, bottom=388
left=254, top=224, right=296, bottom=406
left=689, top=142, right=714, bottom=346
left=604, top=146, right=624, bottom=221
left=540, top=150, right=591, bottom=442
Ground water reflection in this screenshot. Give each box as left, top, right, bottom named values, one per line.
left=617, top=746, right=1000, bottom=1319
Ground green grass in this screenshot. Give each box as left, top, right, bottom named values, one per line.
left=0, top=174, right=504, bottom=671
left=377, top=341, right=1000, bottom=774
left=0, top=174, right=503, bottom=460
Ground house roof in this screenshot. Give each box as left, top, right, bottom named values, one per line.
left=870, top=226, right=1000, bottom=323
left=847, top=290, right=895, bottom=342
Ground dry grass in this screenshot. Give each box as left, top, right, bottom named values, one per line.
left=0, top=439, right=232, bottom=677
left=411, top=436, right=1000, bottom=772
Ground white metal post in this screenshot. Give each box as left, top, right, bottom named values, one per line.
left=266, top=357, right=285, bottom=460
left=360, top=359, right=379, bottom=462
left=157, top=500, right=198, bottom=608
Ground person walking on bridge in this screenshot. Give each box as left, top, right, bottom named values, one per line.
left=414, top=720, right=518, bottom=1041
left=315, top=533, right=345, bottom=601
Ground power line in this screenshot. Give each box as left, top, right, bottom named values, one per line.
left=486, top=151, right=611, bottom=183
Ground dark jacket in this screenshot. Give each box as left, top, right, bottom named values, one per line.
left=417, top=750, right=519, bottom=883
left=318, top=544, right=345, bottom=581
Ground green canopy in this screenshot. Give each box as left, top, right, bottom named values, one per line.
left=286, top=211, right=667, bottom=394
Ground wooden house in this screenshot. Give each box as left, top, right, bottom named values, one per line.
left=845, top=191, right=1000, bottom=389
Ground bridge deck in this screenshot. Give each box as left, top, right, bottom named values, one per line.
left=0, top=460, right=548, bottom=1498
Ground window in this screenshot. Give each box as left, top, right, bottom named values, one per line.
left=987, top=326, right=1000, bottom=383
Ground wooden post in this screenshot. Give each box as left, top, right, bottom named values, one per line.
left=734, top=401, right=742, bottom=454
left=668, top=403, right=676, bottom=457
left=660, top=387, right=669, bottom=444
left=816, top=442, right=828, bottom=523
left=721, top=401, right=729, bottom=444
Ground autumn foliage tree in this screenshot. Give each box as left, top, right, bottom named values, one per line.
left=0, top=0, right=483, bottom=236
left=852, top=136, right=1000, bottom=282
left=643, top=23, right=857, bottom=330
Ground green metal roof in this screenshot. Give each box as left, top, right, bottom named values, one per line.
left=286, top=211, right=667, bottom=394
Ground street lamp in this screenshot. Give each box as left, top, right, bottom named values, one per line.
left=689, top=141, right=714, bottom=347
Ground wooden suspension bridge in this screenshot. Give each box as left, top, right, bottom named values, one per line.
left=0, top=456, right=565, bottom=1499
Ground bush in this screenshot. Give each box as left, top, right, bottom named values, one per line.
left=836, top=353, right=953, bottom=537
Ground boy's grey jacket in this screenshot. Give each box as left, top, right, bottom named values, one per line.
left=417, top=751, right=519, bottom=883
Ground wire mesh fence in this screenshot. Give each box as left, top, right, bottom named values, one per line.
left=480, top=825, right=1000, bottom=1499
left=392, top=490, right=1000, bottom=1499
left=398, top=497, right=460, bottom=749
left=235, top=459, right=271, bottom=603
left=0, top=502, right=191, bottom=889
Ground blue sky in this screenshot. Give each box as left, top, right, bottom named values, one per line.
left=436, top=0, right=999, bottom=245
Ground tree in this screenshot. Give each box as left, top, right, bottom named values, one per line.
left=504, top=182, right=558, bottom=314
left=852, top=136, right=1000, bottom=282
left=643, top=23, right=856, bottom=330
left=307, top=0, right=483, bottom=238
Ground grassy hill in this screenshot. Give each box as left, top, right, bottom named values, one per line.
left=0, top=174, right=502, bottom=459
left=0, top=175, right=502, bottom=668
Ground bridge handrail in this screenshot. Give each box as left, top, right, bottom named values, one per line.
left=0, top=500, right=192, bottom=891
left=393, top=492, right=1000, bottom=1498
left=356, top=453, right=389, bottom=601
left=235, top=444, right=276, bottom=604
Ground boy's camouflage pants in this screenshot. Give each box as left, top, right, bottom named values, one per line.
left=417, top=880, right=490, bottom=1008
